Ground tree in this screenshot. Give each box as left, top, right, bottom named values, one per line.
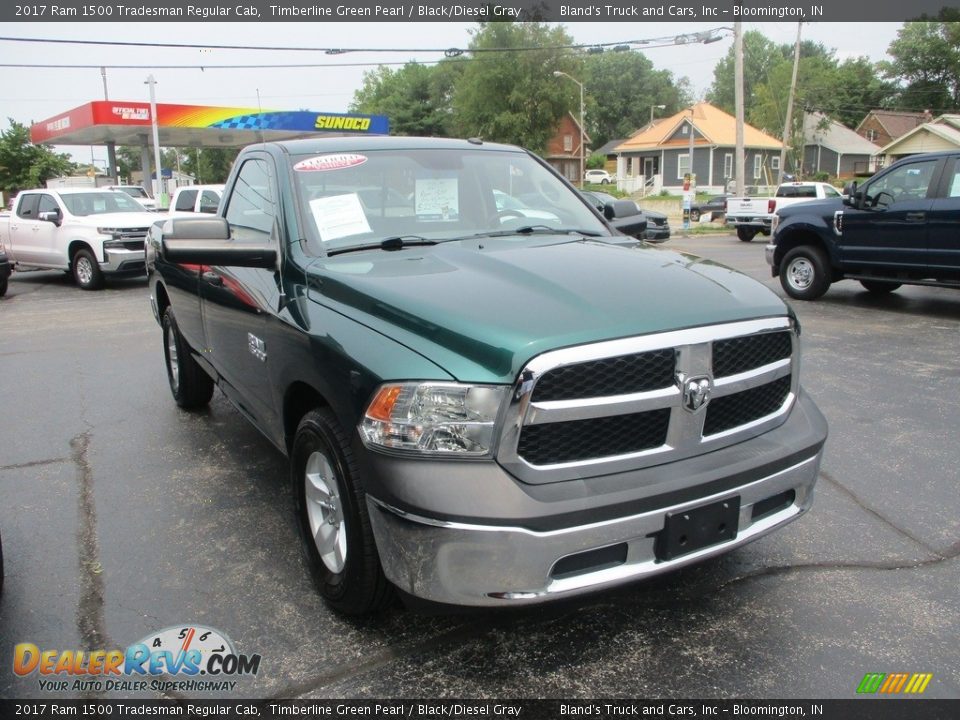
left=708, top=31, right=782, bottom=116
left=451, top=22, right=579, bottom=152
left=179, top=148, right=238, bottom=184
left=0, top=120, right=75, bottom=194
left=350, top=62, right=460, bottom=137
left=882, top=21, right=960, bottom=113
left=582, top=51, right=690, bottom=149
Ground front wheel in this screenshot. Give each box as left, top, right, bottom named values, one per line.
left=0, top=277, right=7, bottom=297
left=72, top=249, right=104, bottom=290
left=737, top=227, right=758, bottom=242
left=162, top=308, right=214, bottom=409
left=293, top=408, right=392, bottom=615
left=780, top=246, right=831, bottom=300
left=860, top=280, right=902, bottom=294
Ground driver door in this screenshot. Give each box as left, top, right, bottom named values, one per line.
left=839, top=158, right=942, bottom=270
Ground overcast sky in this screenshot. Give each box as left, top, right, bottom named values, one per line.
left=0, top=21, right=903, bottom=165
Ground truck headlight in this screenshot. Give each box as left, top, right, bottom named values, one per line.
left=360, top=382, right=508, bottom=457
left=771, top=214, right=780, bottom=234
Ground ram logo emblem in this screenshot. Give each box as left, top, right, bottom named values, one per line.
left=680, top=375, right=712, bottom=413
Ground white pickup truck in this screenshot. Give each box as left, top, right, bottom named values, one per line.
left=0, top=188, right=158, bottom=290
left=725, top=181, right=842, bottom=242
left=169, top=184, right=225, bottom=215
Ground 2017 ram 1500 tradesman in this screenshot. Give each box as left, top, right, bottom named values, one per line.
left=147, top=137, right=828, bottom=615
left=767, top=151, right=960, bottom=300
left=0, top=188, right=156, bottom=289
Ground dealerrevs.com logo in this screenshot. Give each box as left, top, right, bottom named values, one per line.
left=14, top=625, right=261, bottom=693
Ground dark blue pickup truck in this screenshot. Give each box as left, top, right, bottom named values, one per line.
left=766, top=151, right=960, bottom=300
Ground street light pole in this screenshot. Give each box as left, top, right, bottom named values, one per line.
left=650, top=104, right=666, bottom=126
left=553, top=71, right=585, bottom=185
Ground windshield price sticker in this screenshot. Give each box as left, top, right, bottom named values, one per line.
left=294, top=154, right=368, bottom=173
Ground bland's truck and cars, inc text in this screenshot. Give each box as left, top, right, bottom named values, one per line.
left=147, top=136, right=827, bottom=614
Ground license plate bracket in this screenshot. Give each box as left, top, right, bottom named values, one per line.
left=655, top=496, right=741, bottom=562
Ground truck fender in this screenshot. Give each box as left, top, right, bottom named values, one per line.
left=67, top=239, right=100, bottom=264
left=772, top=217, right=839, bottom=272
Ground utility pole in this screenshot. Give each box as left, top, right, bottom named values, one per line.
left=145, top=75, right=167, bottom=209
left=553, top=71, right=586, bottom=186
left=779, top=22, right=803, bottom=184
left=101, top=66, right=119, bottom=183
left=734, top=22, right=745, bottom=196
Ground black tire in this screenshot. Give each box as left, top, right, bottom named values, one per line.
left=860, top=280, right=902, bottom=294
left=600, top=178, right=610, bottom=185
left=780, top=246, right=831, bottom=301
left=737, top=227, right=758, bottom=242
left=0, top=277, right=7, bottom=297
left=72, top=248, right=104, bottom=290
left=162, top=308, right=214, bottom=409
left=690, top=209, right=701, bottom=222
left=292, top=408, right=392, bottom=616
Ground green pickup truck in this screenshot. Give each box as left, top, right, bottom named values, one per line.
left=147, top=137, right=827, bottom=615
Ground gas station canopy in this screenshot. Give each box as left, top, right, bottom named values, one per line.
left=31, top=100, right=389, bottom=148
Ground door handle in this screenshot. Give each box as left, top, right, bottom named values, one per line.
left=201, top=271, right=224, bottom=287
left=905, top=212, right=926, bottom=222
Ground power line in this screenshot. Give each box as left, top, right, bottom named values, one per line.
left=0, top=39, right=712, bottom=71
left=0, top=29, right=731, bottom=56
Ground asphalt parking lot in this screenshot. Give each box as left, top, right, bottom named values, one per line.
left=1, top=234, right=958, bottom=701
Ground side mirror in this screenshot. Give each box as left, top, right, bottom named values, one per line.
left=604, top=199, right=641, bottom=220
left=842, top=182, right=861, bottom=208
left=38, top=209, right=62, bottom=226
left=161, top=216, right=276, bottom=269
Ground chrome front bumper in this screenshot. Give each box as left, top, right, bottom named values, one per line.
left=367, top=449, right=822, bottom=607
left=765, top=243, right=777, bottom=273
left=102, top=247, right=146, bottom=274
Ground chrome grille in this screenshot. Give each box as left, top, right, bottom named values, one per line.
left=517, top=409, right=670, bottom=465
left=713, top=331, right=791, bottom=378
left=498, top=318, right=798, bottom=483
left=704, top=376, right=791, bottom=436
left=531, top=349, right=674, bottom=402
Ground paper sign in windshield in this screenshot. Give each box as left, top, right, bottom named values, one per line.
left=309, top=193, right=372, bottom=242
left=294, top=154, right=368, bottom=172
left=415, top=178, right=459, bottom=220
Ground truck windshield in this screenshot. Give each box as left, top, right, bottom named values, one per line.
left=116, top=187, right=149, bottom=199
left=60, top=191, right=147, bottom=216
left=289, top=148, right=609, bottom=252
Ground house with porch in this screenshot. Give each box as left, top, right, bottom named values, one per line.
left=877, top=114, right=960, bottom=165
left=612, top=102, right=783, bottom=195
left=543, top=112, right=590, bottom=183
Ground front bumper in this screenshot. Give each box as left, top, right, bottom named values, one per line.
left=645, top=225, right=671, bottom=242
left=363, top=390, right=826, bottom=607
left=101, top=247, right=146, bottom=275
left=765, top=243, right=778, bottom=275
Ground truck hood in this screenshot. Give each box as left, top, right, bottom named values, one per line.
left=70, top=212, right=158, bottom=228
left=778, top=197, right=843, bottom=219
left=306, top=238, right=788, bottom=383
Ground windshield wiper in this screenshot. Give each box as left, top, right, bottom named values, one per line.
left=326, top=235, right=438, bottom=257
left=451, top=226, right=603, bottom=241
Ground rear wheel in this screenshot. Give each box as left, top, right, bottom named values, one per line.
left=0, top=277, right=7, bottom=297
left=860, top=280, right=902, bottom=294
left=292, top=408, right=392, bottom=615
left=780, top=246, right=831, bottom=300
left=737, top=227, right=758, bottom=242
left=162, top=308, right=214, bottom=409
left=72, top=249, right=104, bottom=290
